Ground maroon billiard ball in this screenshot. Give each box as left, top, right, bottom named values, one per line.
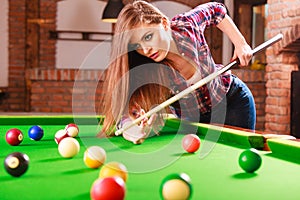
left=4, top=152, right=29, bottom=177
left=54, top=129, right=69, bottom=144
left=65, top=123, right=79, bottom=137
left=6, top=128, right=23, bottom=146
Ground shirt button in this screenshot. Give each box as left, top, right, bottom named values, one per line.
left=204, top=96, right=208, bottom=99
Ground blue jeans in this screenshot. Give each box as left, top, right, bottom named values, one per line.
left=199, top=75, right=256, bottom=130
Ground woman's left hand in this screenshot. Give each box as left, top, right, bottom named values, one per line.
left=231, top=44, right=253, bottom=66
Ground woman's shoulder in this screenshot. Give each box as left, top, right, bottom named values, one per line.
left=171, top=2, right=226, bottom=24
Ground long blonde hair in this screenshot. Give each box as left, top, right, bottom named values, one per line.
left=100, top=0, right=171, bottom=136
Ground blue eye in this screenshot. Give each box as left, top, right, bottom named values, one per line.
left=144, top=33, right=153, bottom=41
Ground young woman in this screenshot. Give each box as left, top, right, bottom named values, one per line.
left=99, top=0, right=256, bottom=143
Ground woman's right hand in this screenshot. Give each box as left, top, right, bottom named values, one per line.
left=121, top=106, right=164, bottom=144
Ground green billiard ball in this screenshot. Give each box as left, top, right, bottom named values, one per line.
left=239, top=148, right=262, bottom=173
left=160, top=173, right=192, bottom=200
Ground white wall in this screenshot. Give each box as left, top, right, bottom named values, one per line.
left=152, top=1, right=191, bottom=18
left=56, top=0, right=112, bottom=69
left=0, top=0, right=8, bottom=86
left=55, top=0, right=191, bottom=70
left=223, top=0, right=234, bottom=64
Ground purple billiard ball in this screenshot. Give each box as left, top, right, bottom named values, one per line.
left=28, top=125, right=44, bottom=141
left=4, top=152, right=30, bottom=177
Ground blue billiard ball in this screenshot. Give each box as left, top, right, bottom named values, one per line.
left=28, top=125, right=44, bottom=141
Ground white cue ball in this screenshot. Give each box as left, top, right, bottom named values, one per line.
left=58, top=137, right=80, bottom=158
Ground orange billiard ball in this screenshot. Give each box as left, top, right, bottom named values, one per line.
left=84, top=146, right=106, bottom=169
left=182, top=134, right=201, bottom=153
left=99, top=161, right=128, bottom=182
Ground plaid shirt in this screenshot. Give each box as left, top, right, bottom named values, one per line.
left=166, top=2, right=232, bottom=118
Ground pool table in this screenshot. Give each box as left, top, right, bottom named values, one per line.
left=0, top=115, right=299, bottom=200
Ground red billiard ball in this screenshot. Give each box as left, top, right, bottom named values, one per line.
left=65, top=123, right=79, bottom=137
left=182, top=134, right=201, bottom=153
left=6, top=128, right=23, bottom=146
left=160, top=173, right=192, bottom=200
left=28, top=125, right=44, bottom=141
left=238, top=148, right=262, bottom=173
left=90, top=177, right=126, bottom=200
left=54, top=129, right=69, bottom=144
left=4, top=152, right=29, bottom=177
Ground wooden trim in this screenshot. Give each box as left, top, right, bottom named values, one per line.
left=49, top=30, right=113, bottom=42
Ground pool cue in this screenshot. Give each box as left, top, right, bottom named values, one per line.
left=115, top=33, right=283, bottom=136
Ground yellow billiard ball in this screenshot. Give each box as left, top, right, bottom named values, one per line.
left=84, top=146, right=106, bottom=169
left=99, top=161, right=128, bottom=182
left=160, top=173, right=192, bottom=200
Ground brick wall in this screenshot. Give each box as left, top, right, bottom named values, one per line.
left=232, top=69, right=266, bottom=131
left=25, top=68, right=105, bottom=114
left=265, top=0, right=300, bottom=134
left=24, top=68, right=266, bottom=130
left=4, top=0, right=27, bottom=111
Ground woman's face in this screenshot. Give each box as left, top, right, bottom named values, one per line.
left=129, top=21, right=171, bottom=62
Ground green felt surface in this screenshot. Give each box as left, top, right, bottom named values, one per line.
left=267, top=138, right=300, bottom=164
left=0, top=116, right=299, bottom=200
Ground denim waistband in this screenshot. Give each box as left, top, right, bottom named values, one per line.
left=226, top=75, right=241, bottom=100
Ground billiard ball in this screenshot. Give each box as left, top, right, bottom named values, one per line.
left=54, top=129, right=69, bottom=144
left=90, top=177, right=126, bottom=200
left=4, top=152, right=29, bottom=177
left=160, top=173, right=192, bottom=200
left=99, top=161, right=128, bottom=182
left=58, top=137, right=80, bottom=158
left=238, top=148, right=262, bottom=173
left=6, top=128, right=23, bottom=146
left=28, top=125, right=44, bottom=141
left=84, top=146, right=106, bottom=169
left=65, top=123, right=79, bottom=137
left=182, top=134, right=201, bottom=153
